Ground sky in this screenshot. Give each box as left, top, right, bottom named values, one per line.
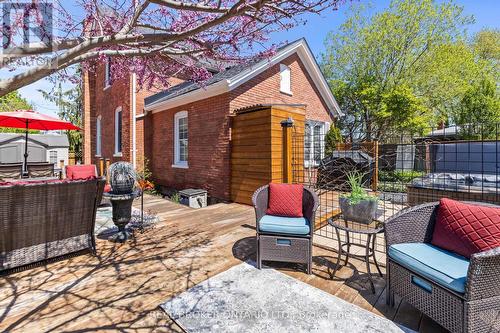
left=2, top=0, right=499, bottom=116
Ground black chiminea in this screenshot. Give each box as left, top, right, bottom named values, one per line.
left=103, top=162, right=140, bottom=242
left=316, top=150, right=374, bottom=191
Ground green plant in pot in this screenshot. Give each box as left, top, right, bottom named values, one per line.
left=108, top=162, right=137, bottom=194
left=339, top=172, right=378, bottom=224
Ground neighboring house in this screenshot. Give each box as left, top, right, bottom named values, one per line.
left=83, top=38, right=341, bottom=201
left=0, top=133, right=69, bottom=167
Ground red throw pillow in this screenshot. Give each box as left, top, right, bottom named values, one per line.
left=66, top=165, right=97, bottom=180
left=431, top=198, right=500, bottom=258
left=266, top=183, right=303, bottom=217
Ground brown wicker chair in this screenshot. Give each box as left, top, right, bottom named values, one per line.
left=0, top=178, right=105, bottom=273
left=0, top=162, right=23, bottom=179
left=252, top=185, right=319, bottom=274
left=27, top=162, right=55, bottom=178
left=385, top=201, right=500, bottom=333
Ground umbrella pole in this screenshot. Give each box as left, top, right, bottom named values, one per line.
left=23, top=120, right=28, bottom=176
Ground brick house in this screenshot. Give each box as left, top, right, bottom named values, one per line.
left=83, top=38, right=341, bottom=201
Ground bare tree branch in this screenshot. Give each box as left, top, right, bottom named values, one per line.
left=149, top=0, right=230, bottom=13
left=119, top=0, right=151, bottom=35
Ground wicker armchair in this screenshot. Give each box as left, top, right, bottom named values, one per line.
left=0, top=178, right=105, bottom=273
left=252, top=185, right=319, bottom=274
left=0, top=162, right=23, bottom=179
left=27, top=162, right=55, bottom=178
left=385, top=202, right=500, bottom=333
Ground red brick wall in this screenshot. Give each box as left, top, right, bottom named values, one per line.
left=86, top=66, right=183, bottom=170
left=85, top=52, right=333, bottom=202
left=135, top=78, right=184, bottom=171
left=142, top=52, right=332, bottom=200
left=230, top=53, right=333, bottom=123
left=87, top=63, right=131, bottom=166
left=147, top=93, right=232, bottom=200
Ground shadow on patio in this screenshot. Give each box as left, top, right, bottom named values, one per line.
left=1, top=195, right=447, bottom=332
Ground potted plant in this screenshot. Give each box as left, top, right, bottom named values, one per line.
left=339, top=172, right=378, bottom=224
left=108, top=162, right=137, bottom=194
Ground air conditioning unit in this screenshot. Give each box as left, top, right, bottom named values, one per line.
left=179, top=188, right=208, bottom=208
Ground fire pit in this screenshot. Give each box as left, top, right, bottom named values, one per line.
left=103, top=162, right=140, bottom=242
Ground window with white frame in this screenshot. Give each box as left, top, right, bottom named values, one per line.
left=174, top=111, right=188, bottom=167
left=104, top=57, right=112, bottom=88
left=279, top=64, right=292, bottom=94
left=49, top=150, right=57, bottom=164
left=114, top=107, right=122, bottom=155
left=304, top=120, right=328, bottom=167
left=96, top=115, right=102, bottom=156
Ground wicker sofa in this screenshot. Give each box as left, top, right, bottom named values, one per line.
left=0, top=178, right=105, bottom=273
left=252, top=185, right=319, bottom=274
left=385, top=202, right=500, bottom=333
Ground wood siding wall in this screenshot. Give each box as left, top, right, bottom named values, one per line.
left=231, top=105, right=305, bottom=205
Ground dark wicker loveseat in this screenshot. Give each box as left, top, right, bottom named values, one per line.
left=385, top=202, right=500, bottom=333
left=252, top=185, right=319, bottom=274
left=0, top=178, right=105, bottom=273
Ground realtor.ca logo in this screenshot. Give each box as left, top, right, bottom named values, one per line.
left=1, top=0, right=55, bottom=66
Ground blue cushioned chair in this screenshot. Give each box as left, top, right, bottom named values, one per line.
left=385, top=201, right=500, bottom=333
left=252, top=185, right=319, bottom=274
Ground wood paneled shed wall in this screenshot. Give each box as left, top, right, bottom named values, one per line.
left=231, top=105, right=305, bottom=205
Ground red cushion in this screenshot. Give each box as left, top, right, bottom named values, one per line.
left=266, top=183, right=303, bottom=217
left=431, top=198, right=500, bottom=258
left=66, top=165, right=97, bottom=180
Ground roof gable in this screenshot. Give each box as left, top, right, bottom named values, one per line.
left=144, top=39, right=341, bottom=117
left=0, top=133, right=69, bottom=147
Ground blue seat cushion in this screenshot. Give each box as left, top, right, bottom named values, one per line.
left=259, top=215, right=310, bottom=235
left=388, top=243, right=469, bottom=294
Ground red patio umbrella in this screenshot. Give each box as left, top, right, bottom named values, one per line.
left=0, top=110, right=81, bottom=173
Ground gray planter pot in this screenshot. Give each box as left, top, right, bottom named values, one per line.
left=339, top=197, right=378, bottom=224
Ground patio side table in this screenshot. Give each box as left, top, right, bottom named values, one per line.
left=327, top=216, right=384, bottom=293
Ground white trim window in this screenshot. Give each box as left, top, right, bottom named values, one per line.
left=96, top=115, right=102, bottom=156
left=114, top=107, right=122, bottom=156
left=304, top=120, right=328, bottom=167
left=104, top=57, right=112, bottom=89
left=49, top=150, right=58, bottom=164
left=279, top=64, right=292, bottom=95
left=173, top=111, right=188, bottom=168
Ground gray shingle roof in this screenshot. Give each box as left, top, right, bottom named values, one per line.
left=144, top=39, right=305, bottom=107
left=0, top=133, right=69, bottom=147
left=144, top=62, right=257, bottom=106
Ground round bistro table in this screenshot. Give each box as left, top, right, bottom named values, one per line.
left=327, top=216, right=384, bottom=293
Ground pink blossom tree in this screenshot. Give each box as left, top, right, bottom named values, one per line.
left=0, top=0, right=343, bottom=96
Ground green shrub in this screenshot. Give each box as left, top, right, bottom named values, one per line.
left=170, top=192, right=181, bottom=203
left=379, top=170, right=425, bottom=183
left=377, top=182, right=408, bottom=193
left=325, top=123, right=343, bottom=155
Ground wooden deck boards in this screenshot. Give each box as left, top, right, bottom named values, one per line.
left=0, top=194, right=448, bottom=333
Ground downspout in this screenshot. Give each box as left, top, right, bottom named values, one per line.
left=132, top=73, right=137, bottom=168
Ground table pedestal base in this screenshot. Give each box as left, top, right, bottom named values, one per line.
left=328, top=217, right=384, bottom=294
left=103, top=191, right=140, bottom=243
left=108, top=225, right=132, bottom=243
